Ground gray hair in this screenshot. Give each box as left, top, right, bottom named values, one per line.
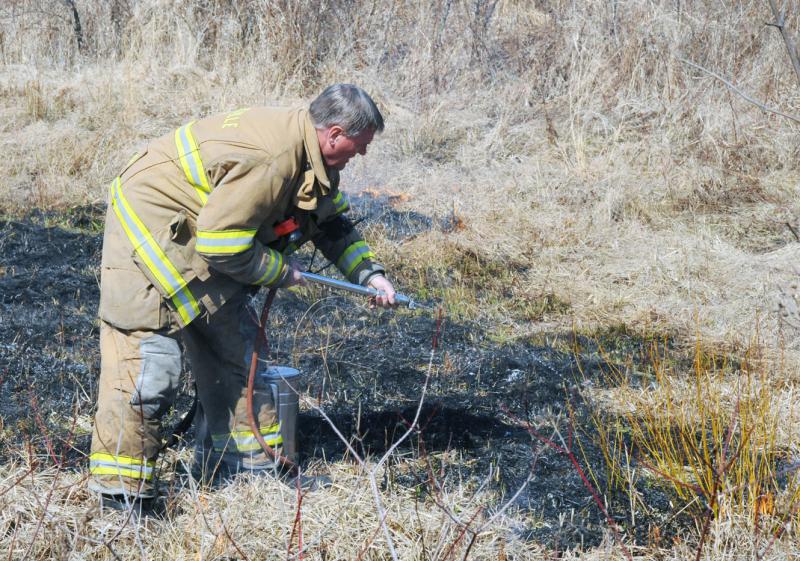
left=309, top=84, right=384, bottom=136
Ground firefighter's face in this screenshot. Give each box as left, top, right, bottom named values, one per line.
left=318, top=126, right=375, bottom=170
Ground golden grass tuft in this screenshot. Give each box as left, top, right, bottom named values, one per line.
left=583, top=334, right=800, bottom=558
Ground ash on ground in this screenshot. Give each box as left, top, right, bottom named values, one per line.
left=0, top=206, right=686, bottom=550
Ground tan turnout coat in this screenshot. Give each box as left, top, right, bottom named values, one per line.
left=100, top=107, right=383, bottom=331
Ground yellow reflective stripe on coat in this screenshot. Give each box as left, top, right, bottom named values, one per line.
left=175, top=121, right=211, bottom=205
left=109, top=178, right=201, bottom=325
left=196, top=229, right=257, bottom=254
left=89, top=452, right=155, bottom=481
left=211, top=423, right=282, bottom=453
left=337, top=241, right=375, bottom=276
left=255, top=249, right=285, bottom=286
left=332, top=191, right=350, bottom=214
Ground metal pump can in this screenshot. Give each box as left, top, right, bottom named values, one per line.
left=258, top=365, right=302, bottom=463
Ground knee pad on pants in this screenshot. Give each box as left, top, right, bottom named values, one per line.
left=130, top=334, right=181, bottom=418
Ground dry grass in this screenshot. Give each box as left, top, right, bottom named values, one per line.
left=4, top=0, right=800, bottom=558
left=0, top=457, right=548, bottom=560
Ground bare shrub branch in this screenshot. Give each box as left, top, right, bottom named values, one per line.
left=679, top=57, right=800, bottom=124
left=766, top=0, right=800, bottom=86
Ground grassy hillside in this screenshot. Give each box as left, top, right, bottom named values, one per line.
left=2, top=0, right=800, bottom=559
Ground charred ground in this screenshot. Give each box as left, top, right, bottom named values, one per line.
left=0, top=201, right=687, bottom=550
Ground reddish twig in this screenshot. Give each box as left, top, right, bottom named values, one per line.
left=0, top=462, right=39, bottom=498
left=220, top=513, right=250, bottom=561
left=691, top=395, right=750, bottom=561
left=460, top=532, right=479, bottom=561
left=22, top=449, right=65, bottom=559
left=287, top=471, right=304, bottom=561
left=440, top=506, right=483, bottom=561
left=432, top=306, right=444, bottom=350
left=354, top=510, right=390, bottom=561
left=28, top=390, right=58, bottom=465
left=756, top=497, right=800, bottom=560
left=502, top=406, right=633, bottom=561
left=634, top=454, right=704, bottom=495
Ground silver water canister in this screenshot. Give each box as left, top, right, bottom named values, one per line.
left=259, top=365, right=302, bottom=463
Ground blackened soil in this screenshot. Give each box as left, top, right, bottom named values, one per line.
left=348, top=192, right=433, bottom=241
left=0, top=216, right=101, bottom=456
left=0, top=208, right=688, bottom=551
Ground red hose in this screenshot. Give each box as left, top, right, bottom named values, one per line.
left=245, top=288, right=297, bottom=474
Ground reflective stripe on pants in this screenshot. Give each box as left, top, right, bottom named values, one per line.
left=89, top=452, right=155, bottom=481
left=211, top=424, right=283, bottom=453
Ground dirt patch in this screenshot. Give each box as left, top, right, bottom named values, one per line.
left=0, top=208, right=689, bottom=550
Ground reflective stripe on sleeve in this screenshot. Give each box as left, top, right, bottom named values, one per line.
left=332, top=191, right=349, bottom=214
left=196, top=229, right=257, bottom=254
left=336, top=241, right=375, bottom=277
left=212, top=423, right=283, bottom=454
left=89, top=452, right=155, bottom=481
left=254, top=249, right=285, bottom=286
left=175, top=121, right=211, bottom=205
left=110, top=177, right=201, bottom=325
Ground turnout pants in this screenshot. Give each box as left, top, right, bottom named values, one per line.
left=89, top=292, right=281, bottom=498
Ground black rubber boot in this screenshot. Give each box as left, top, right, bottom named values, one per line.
left=286, top=473, right=332, bottom=491
left=99, top=493, right=166, bottom=520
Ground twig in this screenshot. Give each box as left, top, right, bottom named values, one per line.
left=54, top=521, right=124, bottom=561
left=375, top=349, right=434, bottom=470
left=301, top=328, right=440, bottom=561
left=287, top=471, right=304, bottom=561
left=756, top=496, right=800, bottom=560
left=5, top=514, right=18, bottom=561
left=220, top=512, right=250, bottom=561
left=354, top=510, right=390, bottom=561
left=678, top=57, right=800, bottom=124
left=22, top=457, right=64, bottom=559
left=766, top=0, right=800, bottom=86
left=785, top=221, right=800, bottom=242
left=0, top=463, right=39, bottom=498
left=502, top=406, right=634, bottom=561
left=28, top=390, right=59, bottom=465
left=439, top=506, right=483, bottom=561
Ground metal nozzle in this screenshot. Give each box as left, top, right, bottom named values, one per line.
left=300, top=272, right=433, bottom=310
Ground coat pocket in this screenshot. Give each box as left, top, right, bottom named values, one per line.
left=98, top=266, right=170, bottom=331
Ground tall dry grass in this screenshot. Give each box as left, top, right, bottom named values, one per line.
left=6, top=0, right=796, bottom=353
left=4, top=0, right=800, bottom=558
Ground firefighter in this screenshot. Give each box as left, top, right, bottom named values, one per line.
left=89, top=84, right=396, bottom=515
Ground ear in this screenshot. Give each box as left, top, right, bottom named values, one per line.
left=327, top=125, right=345, bottom=145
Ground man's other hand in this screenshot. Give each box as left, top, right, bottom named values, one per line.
left=279, top=258, right=306, bottom=288
left=367, top=275, right=397, bottom=309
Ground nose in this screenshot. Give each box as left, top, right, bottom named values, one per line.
left=358, top=145, right=367, bottom=156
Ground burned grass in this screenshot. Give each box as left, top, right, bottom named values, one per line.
left=0, top=216, right=100, bottom=459
left=0, top=206, right=710, bottom=553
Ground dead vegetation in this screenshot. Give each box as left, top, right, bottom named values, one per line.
left=3, top=0, right=800, bottom=559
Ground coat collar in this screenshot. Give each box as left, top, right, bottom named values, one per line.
left=300, top=110, right=337, bottom=193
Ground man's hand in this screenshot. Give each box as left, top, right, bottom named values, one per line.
left=367, top=275, right=397, bottom=309
left=278, top=258, right=306, bottom=288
